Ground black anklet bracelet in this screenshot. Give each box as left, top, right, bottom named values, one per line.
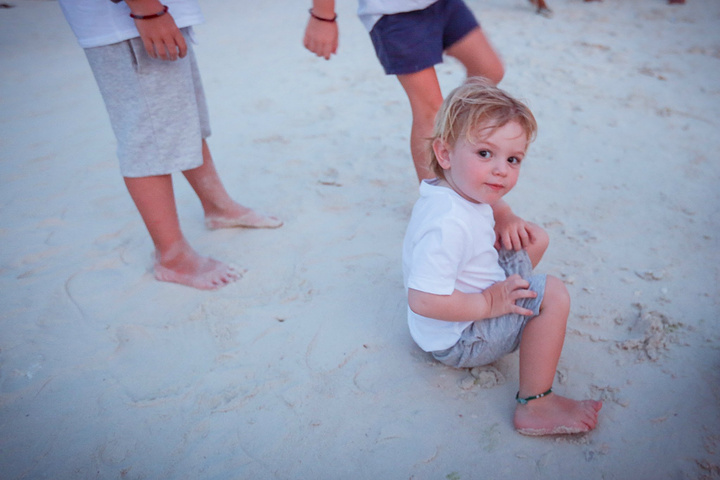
left=516, top=388, right=552, bottom=404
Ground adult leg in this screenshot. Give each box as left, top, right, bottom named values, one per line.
left=124, top=174, right=241, bottom=290
left=183, top=140, right=283, bottom=230
left=397, top=68, right=444, bottom=182
left=445, top=27, right=504, bottom=84
left=513, top=276, right=602, bottom=435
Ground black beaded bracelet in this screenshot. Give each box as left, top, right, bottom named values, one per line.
left=129, top=4, right=168, bottom=20
left=309, top=8, right=337, bottom=22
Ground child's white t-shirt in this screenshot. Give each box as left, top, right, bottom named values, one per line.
left=57, top=0, right=204, bottom=48
left=402, top=179, right=506, bottom=352
left=357, top=0, right=437, bottom=31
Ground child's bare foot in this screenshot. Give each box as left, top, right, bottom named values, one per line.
left=205, top=205, right=283, bottom=230
left=513, top=393, right=602, bottom=436
left=153, top=248, right=242, bottom=290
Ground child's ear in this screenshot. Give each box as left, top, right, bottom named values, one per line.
left=432, top=138, right=452, bottom=170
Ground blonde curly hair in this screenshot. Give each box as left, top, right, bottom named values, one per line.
left=429, top=78, right=538, bottom=180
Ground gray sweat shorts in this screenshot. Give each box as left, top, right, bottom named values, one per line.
left=431, top=249, right=546, bottom=369
left=84, top=28, right=210, bottom=177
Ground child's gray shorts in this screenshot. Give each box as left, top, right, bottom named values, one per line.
left=431, top=249, right=546, bottom=369
left=84, top=28, right=210, bottom=177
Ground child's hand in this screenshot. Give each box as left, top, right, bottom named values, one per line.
left=481, top=274, right=537, bottom=318
left=494, top=211, right=536, bottom=251
left=303, top=17, right=338, bottom=60
left=133, top=12, right=187, bottom=61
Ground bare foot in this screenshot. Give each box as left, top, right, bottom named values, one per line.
left=153, top=249, right=242, bottom=290
left=513, top=393, right=602, bottom=436
left=205, top=206, right=283, bottom=230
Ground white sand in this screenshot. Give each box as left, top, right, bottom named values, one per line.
left=1, top=0, right=719, bottom=478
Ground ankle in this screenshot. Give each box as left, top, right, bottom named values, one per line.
left=202, top=198, right=243, bottom=218
left=516, top=387, right=553, bottom=405
left=155, top=240, right=194, bottom=267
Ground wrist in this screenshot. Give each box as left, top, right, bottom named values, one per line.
left=479, top=289, right=495, bottom=317
left=309, top=8, right=337, bottom=22
left=124, top=0, right=166, bottom=17
left=129, top=5, right=168, bottom=20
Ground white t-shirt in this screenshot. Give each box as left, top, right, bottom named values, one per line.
left=57, top=0, right=204, bottom=48
left=357, top=0, right=437, bottom=31
left=402, top=179, right=506, bottom=352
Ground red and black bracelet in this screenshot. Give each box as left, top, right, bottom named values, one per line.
left=129, top=4, right=168, bottom=20
left=308, top=8, right=337, bottom=22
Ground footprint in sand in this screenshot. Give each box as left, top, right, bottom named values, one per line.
left=459, top=365, right=506, bottom=390
left=615, top=303, right=684, bottom=361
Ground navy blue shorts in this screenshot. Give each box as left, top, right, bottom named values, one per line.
left=368, top=0, right=480, bottom=75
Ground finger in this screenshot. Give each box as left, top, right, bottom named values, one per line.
left=500, top=232, right=512, bottom=250
left=309, top=40, right=324, bottom=58
left=176, top=34, right=187, bottom=58
left=495, top=233, right=505, bottom=251
left=159, top=42, right=173, bottom=61
left=526, top=225, right=536, bottom=244
left=513, top=305, right=535, bottom=316
left=162, top=41, right=176, bottom=61
left=510, top=232, right=523, bottom=251
left=518, top=228, right=530, bottom=248
left=507, top=274, right=530, bottom=289
left=144, top=39, right=157, bottom=59
left=321, top=45, right=332, bottom=60
left=513, top=289, right=537, bottom=300
left=510, top=286, right=535, bottom=299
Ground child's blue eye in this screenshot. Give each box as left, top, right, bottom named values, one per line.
left=508, top=156, right=521, bottom=165
left=478, top=150, right=491, bottom=158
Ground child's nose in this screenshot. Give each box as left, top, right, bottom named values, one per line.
left=492, top=160, right=508, bottom=175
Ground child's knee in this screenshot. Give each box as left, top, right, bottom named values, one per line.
left=526, top=222, right=549, bottom=267
left=530, top=222, right=549, bottom=252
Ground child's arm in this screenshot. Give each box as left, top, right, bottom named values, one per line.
left=303, top=0, right=339, bottom=60
left=125, top=0, right=187, bottom=61
left=408, top=274, right=538, bottom=322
